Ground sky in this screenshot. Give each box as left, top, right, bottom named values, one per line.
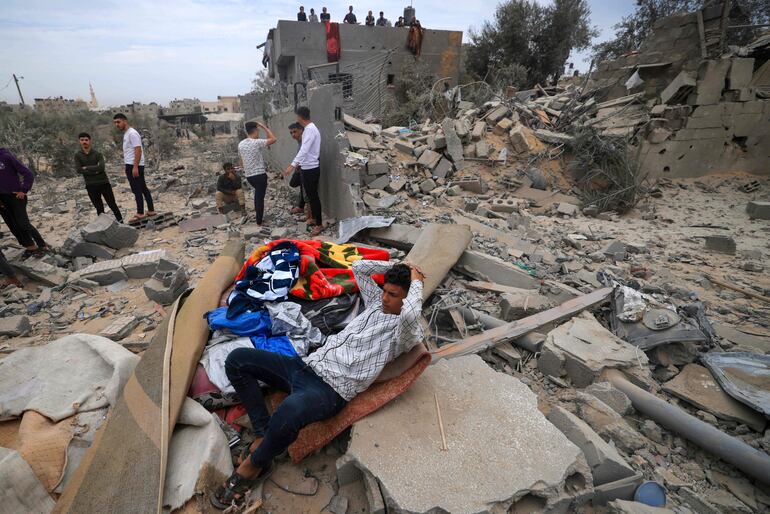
left=0, top=0, right=637, bottom=107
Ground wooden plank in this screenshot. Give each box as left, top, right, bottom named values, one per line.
left=706, top=274, right=770, bottom=304
left=431, top=287, right=613, bottom=361
left=464, top=280, right=539, bottom=296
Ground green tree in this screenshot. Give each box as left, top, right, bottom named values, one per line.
left=466, top=0, right=597, bottom=87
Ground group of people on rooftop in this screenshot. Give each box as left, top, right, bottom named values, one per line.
left=297, top=5, right=410, bottom=27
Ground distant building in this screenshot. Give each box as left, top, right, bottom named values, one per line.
left=34, top=96, right=88, bottom=114
left=109, top=101, right=162, bottom=119
left=166, top=98, right=202, bottom=115
left=201, top=96, right=241, bottom=113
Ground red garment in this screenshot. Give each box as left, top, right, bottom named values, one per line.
left=325, top=21, right=341, bottom=62
left=236, top=240, right=389, bottom=300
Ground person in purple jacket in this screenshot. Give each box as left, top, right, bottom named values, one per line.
left=0, top=148, right=49, bottom=254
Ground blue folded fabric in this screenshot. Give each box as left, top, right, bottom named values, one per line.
left=250, top=334, right=297, bottom=357
left=207, top=306, right=272, bottom=337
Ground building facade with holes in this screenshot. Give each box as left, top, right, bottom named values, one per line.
left=262, top=20, right=462, bottom=118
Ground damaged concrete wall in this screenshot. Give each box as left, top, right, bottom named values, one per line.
left=265, top=83, right=362, bottom=221
left=269, top=20, right=462, bottom=88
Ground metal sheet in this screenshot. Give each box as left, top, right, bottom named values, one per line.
left=701, top=352, right=770, bottom=417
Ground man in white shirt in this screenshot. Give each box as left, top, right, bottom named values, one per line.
left=238, top=120, right=276, bottom=226
left=113, top=113, right=155, bottom=222
left=282, top=106, right=323, bottom=236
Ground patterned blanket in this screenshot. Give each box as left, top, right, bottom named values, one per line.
left=236, top=240, right=390, bottom=300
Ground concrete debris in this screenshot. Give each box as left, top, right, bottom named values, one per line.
left=0, top=315, right=32, bottom=337
left=499, top=290, right=553, bottom=321
left=662, top=363, right=766, bottom=432
left=143, top=259, right=189, bottom=305
left=345, top=355, right=592, bottom=514
left=81, top=214, right=139, bottom=249
left=539, top=316, right=649, bottom=388
left=584, top=382, right=633, bottom=416
left=61, top=230, right=116, bottom=259
left=608, top=499, right=675, bottom=513
left=573, top=392, right=646, bottom=453
left=704, top=234, right=736, bottom=255
left=746, top=200, right=770, bottom=220
left=99, top=315, right=139, bottom=341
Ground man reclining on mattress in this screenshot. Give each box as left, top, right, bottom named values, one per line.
left=211, top=259, right=425, bottom=509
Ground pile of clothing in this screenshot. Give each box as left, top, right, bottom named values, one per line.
left=188, top=239, right=390, bottom=437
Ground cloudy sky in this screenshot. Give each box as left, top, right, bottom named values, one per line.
left=0, top=0, right=636, bottom=107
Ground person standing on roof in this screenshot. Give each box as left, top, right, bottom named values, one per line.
left=238, top=121, right=276, bottom=227
left=376, top=11, right=388, bottom=26
left=74, top=132, right=123, bottom=222
left=308, top=8, right=319, bottom=21
left=113, top=113, right=156, bottom=222
left=343, top=5, right=357, bottom=23
left=320, top=6, right=330, bottom=21
left=395, top=16, right=404, bottom=27
left=297, top=6, right=307, bottom=21
left=0, top=148, right=49, bottom=254
left=365, top=10, right=375, bottom=26
left=282, top=106, right=323, bottom=236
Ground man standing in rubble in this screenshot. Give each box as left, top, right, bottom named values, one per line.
left=0, top=148, right=50, bottom=254
left=343, top=5, right=357, bottom=23
left=211, top=261, right=426, bottom=510
left=239, top=120, right=276, bottom=227
left=283, top=106, right=323, bottom=236
left=74, top=132, right=123, bottom=222
left=113, top=113, right=156, bottom=222
left=215, top=162, right=246, bottom=214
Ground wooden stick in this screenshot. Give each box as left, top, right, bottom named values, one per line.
left=434, top=393, right=448, bottom=451
left=705, top=274, right=770, bottom=304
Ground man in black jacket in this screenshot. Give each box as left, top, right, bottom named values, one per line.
left=74, top=133, right=123, bottom=222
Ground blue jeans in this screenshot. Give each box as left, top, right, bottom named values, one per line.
left=225, top=348, right=346, bottom=469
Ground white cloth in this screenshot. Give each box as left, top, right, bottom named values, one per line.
left=266, top=302, right=325, bottom=356
left=238, top=137, right=268, bottom=177
left=122, top=127, right=145, bottom=165
left=303, top=260, right=424, bottom=401
left=309, top=13, right=319, bottom=21
left=291, top=122, right=321, bottom=169
left=201, top=337, right=254, bottom=393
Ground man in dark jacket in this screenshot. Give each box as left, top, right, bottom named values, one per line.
left=216, top=162, right=246, bottom=214
left=0, top=148, right=49, bottom=253
left=74, top=133, right=123, bottom=222
left=343, top=5, right=357, bottom=23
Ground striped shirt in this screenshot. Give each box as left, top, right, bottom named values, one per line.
left=303, top=259, right=424, bottom=400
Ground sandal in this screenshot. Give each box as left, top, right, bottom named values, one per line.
left=210, top=462, right=275, bottom=510
left=128, top=214, right=146, bottom=223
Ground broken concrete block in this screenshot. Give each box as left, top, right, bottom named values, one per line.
left=490, top=197, right=522, bottom=213
left=345, top=355, right=592, bottom=513
left=471, top=120, right=486, bottom=141
left=557, top=203, right=579, bottom=217
left=386, top=177, right=407, bottom=193
left=78, top=259, right=127, bottom=286
left=508, top=124, right=537, bottom=154
left=493, top=117, right=515, bottom=135
left=486, top=104, right=510, bottom=124
left=608, top=499, right=674, bottom=513
left=602, top=240, right=627, bottom=260
left=456, top=250, right=540, bottom=289
left=417, top=148, right=441, bottom=169
left=585, top=382, right=632, bottom=416
left=463, top=143, right=476, bottom=158
left=660, top=71, right=697, bottom=104
left=432, top=134, right=446, bottom=150
left=99, top=315, right=139, bottom=341
left=728, top=58, right=755, bottom=90
left=454, top=119, right=470, bottom=141
left=704, top=234, right=736, bottom=255
left=538, top=316, right=648, bottom=388
left=363, top=193, right=398, bottom=211
left=500, top=290, right=553, bottom=321
left=367, top=175, right=390, bottom=190
left=11, top=259, right=69, bottom=287
left=61, top=230, right=116, bottom=260
left=534, top=129, right=574, bottom=144
left=594, top=474, right=645, bottom=505
left=0, top=315, right=31, bottom=337
left=366, top=158, right=389, bottom=176
left=692, top=59, right=732, bottom=106
left=547, top=406, right=636, bottom=486
left=455, top=177, right=487, bottom=194
left=393, top=140, right=414, bottom=155
left=81, top=213, right=139, bottom=249
left=419, top=178, right=437, bottom=194
left=143, top=259, right=189, bottom=305
left=663, top=363, right=766, bottom=432
left=441, top=118, right=464, bottom=168
left=746, top=200, right=770, bottom=220
left=432, top=158, right=453, bottom=180
left=120, top=250, right=167, bottom=279
left=574, top=392, right=646, bottom=453
left=475, top=141, right=490, bottom=157
left=361, top=469, right=386, bottom=514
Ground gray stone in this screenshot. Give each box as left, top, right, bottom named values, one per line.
left=367, top=158, right=389, bottom=176
left=432, top=134, right=446, bottom=150
left=493, top=117, right=515, bottom=135
left=547, top=406, right=636, bottom=486
left=120, top=250, right=167, bottom=279
left=594, top=474, right=645, bottom=505
left=455, top=250, right=540, bottom=289
left=143, top=259, right=189, bottom=305
left=12, top=258, right=69, bottom=287
left=602, top=240, right=627, bottom=260
left=538, top=316, right=649, bottom=388
left=61, top=230, right=116, bottom=260
left=454, top=119, right=470, bottom=141
left=386, top=177, right=407, bottom=193
left=417, top=149, right=441, bottom=169
left=727, top=58, right=755, bottom=90
left=574, top=392, right=646, bottom=453
left=692, top=59, right=731, bottom=106
left=344, top=355, right=592, bottom=514
left=500, top=290, right=553, bottom=321
left=585, top=382, right=632, bottom=415
left=363, top=193, right=399, bottom=211
left=471, top=120, right=486, bottom=141
left=557, top=203, right=579, bottom=216
left=367, top=175, right=390, bottom=190
left=81, top=214, right=139, bottom=249
left=362, top=469, right=386, bottom=514
left=660, top=70, right=696, bottom=104
left=419, top=178, right=437, bottom=194
left=639, top=420, right=665, bottom=444
left=455, top=177, right=487, bottom=194
left=78, top=259, right=127, bottom=286
left=746, top=200, right=770, bottom=220
left=475, top=141, right=490, bottom=157
left=509, top=124, right=537, bottom=154
left=325, top=495, right=348, bottom=514
left=432, top=158, right=453, bottom=179
left=73, top=257, right=94, bottom=271
left=534, top=129, right=574, bottom=144
left=704, top=235, right=736, bottom=255
left=441, top=118, right=464, bottom=168
left=486, top=104, right=510, bottom=123
left=99, top=315, right=139, bottom=341
left=0, top=315, right=31, bottom=337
